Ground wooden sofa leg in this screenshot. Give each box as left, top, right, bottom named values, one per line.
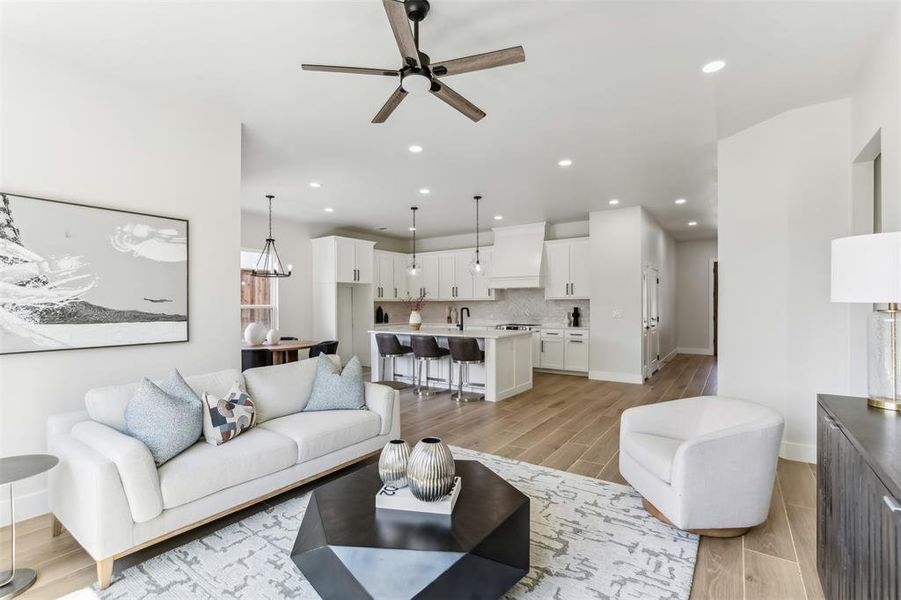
left=97, top=558, right=114, bottom=590
left=51, top=515, right=64, bottom=537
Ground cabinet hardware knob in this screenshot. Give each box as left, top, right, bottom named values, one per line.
left=884, top=495, right=901, bottom=512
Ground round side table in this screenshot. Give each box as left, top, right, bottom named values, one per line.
left=0, top=454, right=59, bottom=600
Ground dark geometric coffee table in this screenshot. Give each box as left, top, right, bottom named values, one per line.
left=291, top=459, right=530, bottom=599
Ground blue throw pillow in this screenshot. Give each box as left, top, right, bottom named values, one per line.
left=304, top=355, right=366, bottom=412
left=125, top=375, right=203, bottom=466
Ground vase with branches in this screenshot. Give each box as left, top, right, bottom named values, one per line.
left=404, top=290, right=427, bottom=330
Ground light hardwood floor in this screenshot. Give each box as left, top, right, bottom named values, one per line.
left=3, top=354, right=820, bottom=599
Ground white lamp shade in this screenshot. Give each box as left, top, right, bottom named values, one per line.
left=831, top=232, right=901, bottom=303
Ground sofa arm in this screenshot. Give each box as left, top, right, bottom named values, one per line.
left=48, top=432, right=136, bottom=560
left=364, top=382, right=400, bottom=437
left=69, top=421, right=163, bottom=523
left=47, top=410, right=91, bottom=438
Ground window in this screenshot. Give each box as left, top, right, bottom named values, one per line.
left=240, top=250, right=278, bottom=337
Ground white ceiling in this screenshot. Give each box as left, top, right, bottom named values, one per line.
left=3, top=1, right=896, bottom=241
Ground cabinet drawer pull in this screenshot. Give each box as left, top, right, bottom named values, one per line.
left=884, top=495, right=901, bottom=512
left=569, top=340, right=583, bottom=344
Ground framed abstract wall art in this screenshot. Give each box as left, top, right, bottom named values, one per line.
left=0, top=192, right=189, bottom=355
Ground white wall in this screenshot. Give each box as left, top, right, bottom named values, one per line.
left=676, top=239, right=718, bottom=354
left=589, top=207, right=643, bottom=383
left=718, top=99, right=852, bottom=463
left=241, top=211, right=315, bottom=340
left=0, top=43, right=242, bottom=523
left=640, top=208, right=677, bottom=363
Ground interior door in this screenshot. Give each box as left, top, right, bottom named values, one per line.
left=643, top=267, right=660, bottom=377
left=570, top=239, right=590, bottom=299
left=336, top=285, right=353, bottom=364
left=544, top=243, right=570, bottom=299
left=438, top=253, right=456, bottom=300
left=454, top=251, right=474, bottom=299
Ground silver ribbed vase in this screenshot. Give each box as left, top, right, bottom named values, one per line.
left=378, top=439, right=411, bottom=488
left=407, top=437, right=456, bottom=502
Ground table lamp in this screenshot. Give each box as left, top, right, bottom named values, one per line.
left=831, top=232, right=901, bottom=411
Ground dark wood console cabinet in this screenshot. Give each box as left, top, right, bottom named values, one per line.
left=817, top=394, right=901, bottom=599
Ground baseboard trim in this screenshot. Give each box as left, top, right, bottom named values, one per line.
left=0, top=488, right=49, bottom=527
left=589, top=370, right=644, bottom=384
left=780, top=441, right=816, bottom=464
left=677, top=347, right=713, bottom=356
left=661, top=349, right=678, bottom=364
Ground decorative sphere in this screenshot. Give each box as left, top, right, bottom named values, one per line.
left=244, top=322, right=266, bottom=346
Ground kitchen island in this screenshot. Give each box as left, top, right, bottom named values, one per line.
left=369, top=325, right=533, bottom=402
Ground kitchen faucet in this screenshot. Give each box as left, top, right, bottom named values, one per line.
left=457, top=307, right=470, bottom=331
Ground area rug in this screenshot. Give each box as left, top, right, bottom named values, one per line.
left=64, top=446, right=698, bottom=600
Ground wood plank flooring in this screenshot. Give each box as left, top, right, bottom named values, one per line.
left=2, top=354, right=820, bottom=599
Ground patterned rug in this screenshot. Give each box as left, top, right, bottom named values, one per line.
left=64, top=447, right=698, bottom=600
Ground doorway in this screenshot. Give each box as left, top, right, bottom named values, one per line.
left=713, top=261, right=718, bottom=356
left=643, top=266, right=660, bottom=378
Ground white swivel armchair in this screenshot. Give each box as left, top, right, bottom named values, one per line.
left=619, top=396, right=784, bottom=537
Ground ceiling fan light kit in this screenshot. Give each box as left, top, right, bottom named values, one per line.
left=301, top=0, right=525, bottom=123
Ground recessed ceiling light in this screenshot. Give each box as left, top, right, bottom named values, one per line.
left=324, top=207, right=334, bottom=213
left=608, top=199, right=620, bottom=206
left=688, top=221, right=698, bottom=226
left=675, top=198, right=687, bottom=205
left=408, top=145, right=423, bottom=153
left=408, top=226, right=416, bottom=231
left=558, top=159, right=573, bottom=167
left=494, top=215, right=504, bottom=221
left=309, top=181, right=321, bottom=188
left=419, top=188, right=430, bottom=195
left=702, top=60, right=725, bottom=74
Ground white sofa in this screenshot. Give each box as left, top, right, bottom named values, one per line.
left=619, top=396, right=784, bottom=536
left=47, top=356, right=400, bottom=589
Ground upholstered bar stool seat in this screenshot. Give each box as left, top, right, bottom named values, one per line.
left=448, top=337, right=485, bottom=402
left=411, top=336, right=451, bottom=397
left=375, top=334, right=413, bottom=390
left=619, top=396, right=784, bottom=537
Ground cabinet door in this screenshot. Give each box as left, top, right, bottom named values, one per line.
left=454, top=251, right=474, bottom=299
left=438, top=253, right=456, bottom=300
left=564, top=338, right=589, bottom=371
left=531, top=331, right=541, bottom=367
left=420, top=254, right=440, bottom=299
left=570, top=239, right=590, bottom=299
left=544, top=243, right=571, bottom=299
left=540, top=338, right=565, bottom=369
left=375, top=252, right=393, bottom=299
left=393, top=255, right=409, bottom=299
left=335, top=238, right=357, bottom=283
left=354, top=241, right=374, bottom=284
left=473, top=248, right=493, bottom=299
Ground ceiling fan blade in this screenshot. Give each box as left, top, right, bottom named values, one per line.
left=431, top=81, right=485, bottom=122
left=383, top=0, right=420, bottom=67
left=431, top=46, right=525, bottom=77
left=302, top=64, right=399, bottom=77
left=372, top=87, right=408, bottom=123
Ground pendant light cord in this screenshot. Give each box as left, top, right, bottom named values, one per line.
left=474, top=195, right=481, bottom=262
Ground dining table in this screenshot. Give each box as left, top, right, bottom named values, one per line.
left=242, top=340, right=319, bottom=365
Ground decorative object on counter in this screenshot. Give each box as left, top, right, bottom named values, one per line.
left=407, top=437, right=456, bottom=502
left=404, top=289, right=428, bottom=331
left=384, top=311, right=389, bottom=323
left=572, top=306, right=581, bottom=327
left=831, top=232, right=901, bottom=410
left=566, top=311, right=573, bottom=327
left=452, top=306, right=459, bottom=325
left=265, top=328, right=280, bottom=345
left=243, top=322, right=266, bottom=346
left=469, top=195, right=484, bottom=274
left=405, top=206, right=421, bottom=277
left=378, top=439, right=412, bottom=488
left=375, top=305, right=384, bottom=324
left=446, top=306, right=452, bottom=324
left=251, top=194, right=293, bottom=279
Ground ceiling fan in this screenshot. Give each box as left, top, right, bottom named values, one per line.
left=301, top=0, right=525, bottom=123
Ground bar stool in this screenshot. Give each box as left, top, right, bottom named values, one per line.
left=449, top=337, right=485, bottom=402
left=375, top=334, right=413, bottom=389
left=411, top=336, right=451, bottom=397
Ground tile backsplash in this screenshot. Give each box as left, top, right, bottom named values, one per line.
left=375, top=288, right=589, bottom=327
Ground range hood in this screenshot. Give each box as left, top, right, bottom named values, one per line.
left=488, top=222, right=546, bottom=289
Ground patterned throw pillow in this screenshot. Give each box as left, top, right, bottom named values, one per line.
left=125, top=377, right=203, bottom=466
left=202, top=381, right=256, bottom=445
left=304, top=354, right=366, bottom=412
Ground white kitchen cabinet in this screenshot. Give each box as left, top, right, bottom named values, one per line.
left=472, top=248, right=494, bottom=300
left=374, top=251, right=394, bottom=299
left=539, top=336, right=565, bottom=370
left=544, top=238, right=589, bottom=299
left=453, top=251, right=474, bottom=299
left=531, top=331, right=541, bottom=368
left=413, top=253, right=440, bottom=299
left=393, top=254, right=409, bottom=299
left=564, top=330, right=589, bottom=371
left=335, top=237, right=374, bottom=283
left=438, top=253, right=456, bottom=300
left=534, top=328, right=589, bottom=373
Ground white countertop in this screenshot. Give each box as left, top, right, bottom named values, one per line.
left=370, top=325, right=532, bottom=339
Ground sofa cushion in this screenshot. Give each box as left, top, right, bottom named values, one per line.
left=243, top=355, right=341, bottom=423
left=305, top=355, right=366, bottom=412
left=621, top=432, right=684, bottom=483
left=125, top=378, right=203, bottom=466
left=157, top=427, right=297, bottom=510
left=259, top=410, right=381, bottom=463
left=86, top=369, right=243, bottom=433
